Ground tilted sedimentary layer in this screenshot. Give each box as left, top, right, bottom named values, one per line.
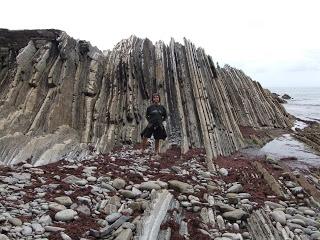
left=0, top=29, right=292, bottom=167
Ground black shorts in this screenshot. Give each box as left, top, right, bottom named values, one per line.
left=141, top=124, right=167, bottom=140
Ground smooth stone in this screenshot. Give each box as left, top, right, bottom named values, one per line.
left=44, top=226, right=65, bottom=232
left=216, top=215, right=225, bottom=230
left=109, top=196, right=121, bottom=207
left=311, top=232, right=320, bottom=240
left=222, top=232, right=242, bottom=240
left=115, top=228, right=132, bottom=240
left=128, top=202, right=142, bottom=211
left=271, top=210, right=286, bottom=225
left=294, top=214, right=320, bottom=228
left=76, top=204, right=91, bottom=216
left=219, top=168, right=228, bottom=176
left=21, top=226, right=33, bottom=236
left=0, top=234, right=9, bottom=240
left=131, top=187, right=142, bottom=197
left=207, top=185, right=219, bottom=193
left=233, top=223, right=240, bottom=232
left=242, top=232, right=250, bottom=239
left=62, top=175, right=82, bottom=184
left=304, top=209, right=316, bottom=216
left=112, top=178, right=126, bottom=190
left=265, top=201, right=283, bottom=209
left=285, top=181, right=297, bottom=188
left=223, top=209, right=249, bottom=221
left=103, top=204, right=118, bottom=215
left=286, top=207, right=298, bottom=215
left=31, top=223, right=45, bottom=234
left=119, top=190, right=136, bottom=199
left=215, top=202, right=236, bottom=212
left=238, top=193, right=251, bottom=199
left=294, top=229, right=303, bottom=234
left=227, top=184, right=244, bottom=193
left=39, top=215, right=52, bottom=226
left=168, top=180, right=194, bottom=194
left=60, top=232, right=72, bottom=240
left=291, top=187, right=303, bottom=195
left=290, top=219, right=306, bottom=227
left=8, top=217, right=22, bottom=226
left=181, top=201, right=192, bottom=207
left=139, top=181, right=161, bottom=191
left=155, top=180, right=168, bottom=189
left=49, top=202, right=67, bottom=211
left=54, top=209, right=77, bottom=222
left=54, top=196, right=73, bottom=207
left=76, top=179, right=88, bottom=186
left=101, top=182, right=116, bottom=191
left=200, top=208, right=210, bottom=224
left=106, top=213, right=122, bottom=223
left=87, top=176, right=97, bottom=182
left=193, top=206, right=201, bottom=212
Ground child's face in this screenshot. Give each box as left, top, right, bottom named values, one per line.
left=153, top=95, right=160, bottom=103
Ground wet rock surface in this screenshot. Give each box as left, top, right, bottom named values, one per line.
left=294, top=122, right=320, bottom=154
left=0, top=144, right=319, bottom=239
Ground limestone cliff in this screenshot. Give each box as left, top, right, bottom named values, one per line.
left=0, top=29, right=292, bottom=167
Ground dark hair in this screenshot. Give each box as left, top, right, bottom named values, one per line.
left=151, top=93, right=160, bottom=103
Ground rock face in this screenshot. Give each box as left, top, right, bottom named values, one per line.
left=0, top=29, right=292, bottom=168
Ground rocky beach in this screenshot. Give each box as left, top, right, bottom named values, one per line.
left=0, top=29, right=320, bottom=239
left=1, top=140, right=320, bottom=240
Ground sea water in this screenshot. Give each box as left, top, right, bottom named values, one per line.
left=260, top=87, right=320, bottom=168
left=270, top=87, right=320, bottom=122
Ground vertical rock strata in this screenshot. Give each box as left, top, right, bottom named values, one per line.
left=0, top=29, right=292, bottom=166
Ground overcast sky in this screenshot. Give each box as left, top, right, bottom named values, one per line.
left=1, top=0, right=319, bottom=87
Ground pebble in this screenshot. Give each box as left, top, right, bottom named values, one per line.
left=2, top=146, right=320, bottom=240
left=181, top=201, right=192, bottom=207
left=115, top=228, right=132, bottom=240
left=119, top=189, right=136, bottom=199
left=270, top=210, right=286, bottom=225
left=49, top=202, right=67, bottom=211
left=60, top=232, right=72, bottom=240
left=227, top=184, right=243, bottom=193
left=8, top=217, right=22, bottom=226
left=0, top=234, right=9, bottom=240
left=219, top=168, right=229, bottom=176
left=168, top=180, right=194, bottom=194
left=39, top=215, right=52, bottom=226
left=31, top=222, right=45, bottom=234
left=54, top=196, right=73, bottom=207
left=216, top=215, right=225, bottom=230
left=112, top=178, right=126, bottom=190
left=223, top=209, right=249, bottom=221
left=87, top=176, right=97, bottom=182
left=21, top=226, right=33, bottom=236
left=303, top=209, right=316, bottom=216
left=44, top=226, right=65, bottom=232
left=55, top=209, right=77, bottom=222
left=106, top=213, right=122, bottom=223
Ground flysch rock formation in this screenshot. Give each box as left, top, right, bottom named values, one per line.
left=0, top=29, right=292, bottom=169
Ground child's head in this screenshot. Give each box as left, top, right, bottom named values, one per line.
left=151, top=93, right=160, bottom=103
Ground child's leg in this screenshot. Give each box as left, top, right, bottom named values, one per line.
left=141, top=137, right=148, bottom=150
left=155, top=139, right=160, bottom=154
